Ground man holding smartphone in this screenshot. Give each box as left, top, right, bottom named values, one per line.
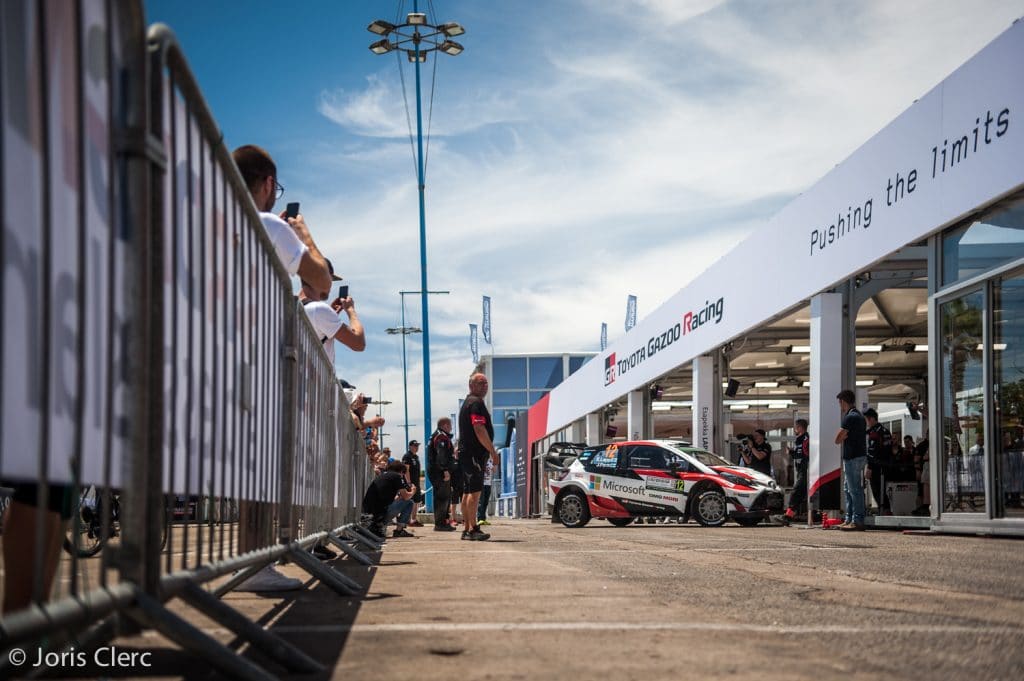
left=232, top=144, right=331, bottom=296
left=298, top=260, right=365, bottom=368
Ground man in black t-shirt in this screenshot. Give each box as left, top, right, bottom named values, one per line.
left=402, top=440, right=424, bottom=527
left=835, top=390, right=867, bottom=530
left=740, top=429, right=773, bottom=478
left=457, top=373, right=500, bottom=541
left=362, top=461, right=418, bottom=538
left=785, top=419, right=810, bottom=521
left=864, top=408, right=893, bottom=513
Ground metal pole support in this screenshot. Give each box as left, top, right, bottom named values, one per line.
left=179, top=583, right=323, bottom=674
left=345, top=525, right=383, bottom=550
left=326, top=531, right=374, bottom=566
left=287, top=547, right=362, bottom=595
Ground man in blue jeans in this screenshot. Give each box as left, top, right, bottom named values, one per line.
left=362, top=461, right=418, bottom=538
left=834, top=389, right=867, bottom=531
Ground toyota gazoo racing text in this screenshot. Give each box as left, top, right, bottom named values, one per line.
left=548, top=440, right=783, bottom=528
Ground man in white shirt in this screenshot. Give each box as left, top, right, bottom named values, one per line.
left=299, top=260, right=366, bottom=368
left=232, top=144, right=331, bottom=296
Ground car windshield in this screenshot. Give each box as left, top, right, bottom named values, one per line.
left=668, top=443, right=732, bottom=468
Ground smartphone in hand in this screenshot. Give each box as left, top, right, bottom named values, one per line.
left=337, top=284, right=349, bottom=300
left=285, top=202, right=300, bottom=219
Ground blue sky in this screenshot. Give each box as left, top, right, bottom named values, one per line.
left=145, top=0, right=1024, bottom=444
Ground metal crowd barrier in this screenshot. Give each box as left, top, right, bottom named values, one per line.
left=0, top=2, right=377, bottom=678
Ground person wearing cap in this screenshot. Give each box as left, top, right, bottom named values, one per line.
left=298, top=259, right=365, bottom=370
left=402, top=440, right=424, bottom=527
left=740, top=429, right=773, bottom=478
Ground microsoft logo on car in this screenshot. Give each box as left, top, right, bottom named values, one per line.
left=589, top=475, right=602, bottom=490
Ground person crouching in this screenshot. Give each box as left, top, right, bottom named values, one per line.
left=362, top=461, right=418, bottom=538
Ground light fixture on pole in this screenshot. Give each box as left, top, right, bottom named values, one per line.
left=368, top=5, right=465, bottom=451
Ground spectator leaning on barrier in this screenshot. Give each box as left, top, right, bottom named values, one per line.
left=784, top=419, right=810, bottom=522
left=232, top=145, right=330, bottom=295
left=835, top=390, right=868, bottom=531
left=298, top=260, right=366, bottom=369
left=402, top=441, right=424, bottom=527
left=427, top=417, right=457, bottom=532
left=362, top=461, right=417, bottom=538
left=864, top=408, right=894, bottom=513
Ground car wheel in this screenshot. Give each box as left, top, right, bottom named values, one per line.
left=556, top=490, right=591, bottom=528
left=734, top=516, right=763, bottom=527
left=692, top=487, right=728, bottom=527
left=607, top=517, right=634, bottom=527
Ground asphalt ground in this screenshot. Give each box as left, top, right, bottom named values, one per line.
left=6, top=518, right=1024, bottom=680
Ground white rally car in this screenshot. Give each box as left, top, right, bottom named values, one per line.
left=548, top=439, right=783, bottom=527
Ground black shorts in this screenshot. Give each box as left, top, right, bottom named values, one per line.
left=461, top=458, right=486, bottom=495
left=6, top=482, right=74, bottom=520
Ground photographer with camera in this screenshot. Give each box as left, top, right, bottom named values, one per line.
left=740, top=429, right=773, bottom=478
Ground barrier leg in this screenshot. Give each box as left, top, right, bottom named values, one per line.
left=326, top=531, right=374, bottom=566
left=127, top=592, right=278, bottom=681
left=286, top=546, right=361, bottom=595
left=345, top=526, right=383, bottom=551
left=211, top=562, right=266, bottom=598
left=179, top=583, right=323, bottom=674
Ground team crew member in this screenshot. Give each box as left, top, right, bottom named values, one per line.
left=402, top=441, right=424, bottom=527
left=835, top=390, right=867, bottom=531
left=785, top=419, right=810, bottom=521
left=458, top=373, right=500, bottom=541
left=362, top=461, right=418, bottom=538
left=741, top=429, right=773, bottom=478
left=864, top=408, right=893, bottom=513
left=427, top=418, right=457, bottom=531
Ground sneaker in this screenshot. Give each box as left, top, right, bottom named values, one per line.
left=311, top=544, right=337, bottom=560
left=478, top=519, right=491, bottom=526
left=784, top=508, right=796, bottom=520
left=468, top=528, right=491, bottom=541
left=236, top=565, right=304, bottom=592
left=393, top=528, right=415, bottom=538
left=434, top=524, right=457, bottom=532
left=408, top=520, right=424, bottom=528
left=461, top=531, right=471, bottom=540
left=840, top=522, right=866, bottom=532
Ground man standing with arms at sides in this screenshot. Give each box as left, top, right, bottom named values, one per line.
left=864, top=408, right=893, bottom=514
left=458, top=374, right=500, bottom=540
left=402, top=440, right=424, bottom=527
left=784, top=419, right=810, bottom=522
left=427, top=418, right=457, bottom=531
left=835, top=390, right=868, bottom=531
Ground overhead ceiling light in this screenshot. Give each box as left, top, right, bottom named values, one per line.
left=407, top=50, right=427, bottom=62
left=856, top=312, right=879, bottom=322
left=367, top=19, right=396, bottom=35
left=754, top=381, right=779, bottom=388
left=369, top=38, right=393, bottom=54
left=769, top=389, right=788, bottom=394
left=916, top=303, right=929, bottom=315
left=652, top=404, right=672, bottom=411
left=978, top=343, right=1008, bottom=350
left=730, top=404, right=750, bottom=411
left=721, top=382, right=729, bottom=388
left=438, top=21, right=465, bottom=36
left=794, top=318, right=811, bottom=324
left=802, top=381, right=812, bottom=387
left=755, top=361, right=782, bottom=368
left=440, top=40, right=464, bottom=55
left=914, top=345, right=929, bottom=352
left=407, top=12, right=427, bottom=24
left=789, top=345, right=811, bottom=354
left=856, top=362, right=875, bottom=367
left=856, top=344, right=883, bottom=352
left=767, top=403, right=790, bottom=410
left=856, top=379, right=875, bottom=387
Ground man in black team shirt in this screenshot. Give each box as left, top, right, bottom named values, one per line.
left=784, top=419, right=810, bottom=522
left=864, top=408, right=893, bottom=513
left=362, top=461, right=418, bottom=538
left=835, top=389, right=867, bottom=531
left=427, top=418, right=457, bottom=531
left=740, top=429, right=773, bottom=479
left=458, top=373, right=500, bottom=541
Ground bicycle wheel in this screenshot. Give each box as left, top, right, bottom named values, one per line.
left=63, top=487, right=115, bottom=557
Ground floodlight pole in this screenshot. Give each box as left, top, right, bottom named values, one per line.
left=412, top=0, right=433, bottom=453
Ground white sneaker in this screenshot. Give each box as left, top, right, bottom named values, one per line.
left=236, top=565, right=304, bottom=592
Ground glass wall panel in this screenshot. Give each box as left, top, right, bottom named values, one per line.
left=493, top=391, right=528, bottom=408
left=993, top=271, right=1024, bottom=517
left=529, top=390, right=550, bottom=404
left=569, top=356, right=589, bottom=375
left=493, top=358, right=527, bottom=390
left=939, top=290, right=986, bottom=512
left=942, top=202, right=1024, bottom=286
left=529, top=357, right=563, bottom=390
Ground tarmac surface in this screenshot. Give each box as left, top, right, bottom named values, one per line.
left=13, top=518, right=1024, bottom=680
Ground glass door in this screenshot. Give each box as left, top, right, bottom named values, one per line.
left=993, top=270, right=1024, bottom=518
left=938, top=290, right=987, bottom=513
